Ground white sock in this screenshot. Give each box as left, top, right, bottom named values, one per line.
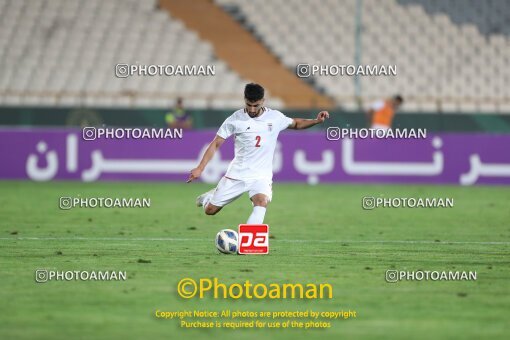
left=247, top=206, right=266, bottom=224
left=202, top=194, right=212, bottom=212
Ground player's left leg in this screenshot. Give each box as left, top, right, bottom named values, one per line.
left=247, top=179, right=272, bottom=224
left=247, top=193, right=269, bottom=224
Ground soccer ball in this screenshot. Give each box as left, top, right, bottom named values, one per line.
left=215, top=229, right=238, bottom=254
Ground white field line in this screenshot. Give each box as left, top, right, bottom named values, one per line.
left=0, top=237, right=509, bottom=245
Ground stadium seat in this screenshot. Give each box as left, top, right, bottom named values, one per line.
left=215, top=0, right=509, bottom=112
left=0, top=0, right=265, bottom=108
left=0, top=0, right=508, bottom=112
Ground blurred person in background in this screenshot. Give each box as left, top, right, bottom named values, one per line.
left=366, top=95, right=404, bottom=130
left=165, top=97, right=193, bottom=129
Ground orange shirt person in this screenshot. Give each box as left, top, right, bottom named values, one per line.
left=367, top=95, right=403, bottom=130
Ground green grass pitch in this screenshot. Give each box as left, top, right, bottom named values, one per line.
left=0, top=181, right=509, bottom=339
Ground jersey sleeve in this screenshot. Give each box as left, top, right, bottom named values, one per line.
left=217, top=116, right=235, bottom=139
left=276, top=111, right=294, bottom=131
left=370, top=100, right=385, bottom=111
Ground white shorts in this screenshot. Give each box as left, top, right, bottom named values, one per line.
left=209, top=177, right=273, bottom=207
left=370, top=123, right=390, bottom=130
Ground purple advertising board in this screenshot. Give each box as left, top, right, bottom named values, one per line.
left=0, top=128, right=509, bottom=185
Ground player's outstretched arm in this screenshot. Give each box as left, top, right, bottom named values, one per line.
left=289, top=111, right=330, bottom=129
left=186, top=135, right=225, bottom=183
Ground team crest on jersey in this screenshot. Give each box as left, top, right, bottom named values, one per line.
left=267, top=123, right=273, bottom=131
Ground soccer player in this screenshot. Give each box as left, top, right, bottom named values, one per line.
left=186, top=83, right=329, bottom=224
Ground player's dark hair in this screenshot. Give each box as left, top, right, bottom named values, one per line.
left=244, top=83, right=265, bottom=102
left=393, top=94, right=404, bottom=103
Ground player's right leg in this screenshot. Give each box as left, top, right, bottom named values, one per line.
left=196, top=188, right=222, bottom=215
left=197, top=177, right=244, bottom=216
left=196, top=188, right=215, bottom=207
left=204, top=202, right=222, bottom=215
left=195, top=188, right=220, bottom=215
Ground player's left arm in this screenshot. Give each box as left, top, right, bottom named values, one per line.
left=288, top=111, right=329, bottom=129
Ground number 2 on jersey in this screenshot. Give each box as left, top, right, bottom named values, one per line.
left=255, top=135, right=261, bottom=147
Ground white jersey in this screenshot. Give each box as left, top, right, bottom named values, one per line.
left=216, top=107, right=293, bottom=180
